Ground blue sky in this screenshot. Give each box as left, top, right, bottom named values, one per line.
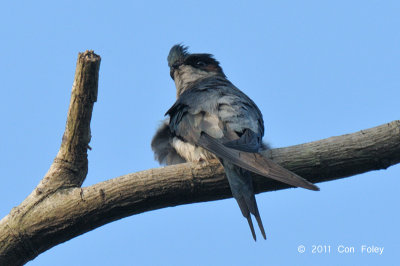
left=1, top=1, right=399, bottom=265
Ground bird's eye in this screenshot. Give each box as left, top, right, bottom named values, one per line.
left=196, top=61, right=207, bottom=67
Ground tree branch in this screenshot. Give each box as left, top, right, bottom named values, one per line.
left=38, top=50, right=100, bottom=193
left=0, top=51, right=399, bottom=265
left=0, top=51, right=100, bottom=265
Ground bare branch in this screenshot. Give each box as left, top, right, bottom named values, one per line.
left=38, top=50, right=101, bottom=193
left=0, top=51, right=101, bottom=265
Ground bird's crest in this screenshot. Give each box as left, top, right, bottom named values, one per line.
left=167, top=44, right=189, bottom=68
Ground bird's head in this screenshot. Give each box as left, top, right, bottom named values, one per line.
left=167, top=44, right=226, bottom=96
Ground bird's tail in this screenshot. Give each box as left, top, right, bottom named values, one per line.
left=224, top=164, right=266, bottom=241
left=236, top=195, right=266, bottom=241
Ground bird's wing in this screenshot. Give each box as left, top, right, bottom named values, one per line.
left=166, top=78, right=319, bottom=191
left=198, top=132, right=319, bottom=191
left=223, top=129, right=262, bottom=152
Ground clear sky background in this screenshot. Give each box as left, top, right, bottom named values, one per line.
left=1, top=1, right=399, bottom=265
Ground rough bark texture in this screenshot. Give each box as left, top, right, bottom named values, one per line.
left=0, top=51, right=399, bottom=265
left=0, top=51, right=101, bottom=266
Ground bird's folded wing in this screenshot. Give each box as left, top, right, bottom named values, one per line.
left=223, top=129, right=261, bottom=152
left=198, top=133, right=319, bottom=191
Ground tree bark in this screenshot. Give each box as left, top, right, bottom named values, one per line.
left=0, top=51, right=399, bottom=265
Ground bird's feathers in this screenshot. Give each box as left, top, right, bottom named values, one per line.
left=151, top=119, right=185, bottom=165
left=225, top=165, right=267, bottom=240
left=166, top=75, right=318, bottom=191
left=153, top=44, right=319, bottom=240
left=198, top=132, right=319, bottom=191
left=167, top=76, right=264, bottom=138
left=223, top=129, right=262, bottom=152
left=167, top=44, right=189, bottom=68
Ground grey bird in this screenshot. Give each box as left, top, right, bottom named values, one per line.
left=152, top=44, right=319, bottom=240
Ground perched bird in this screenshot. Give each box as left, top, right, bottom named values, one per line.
left=152, top=44, right=319, bottom=240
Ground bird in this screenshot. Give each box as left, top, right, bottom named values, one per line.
left=151, top=44, right=319, bottom=241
